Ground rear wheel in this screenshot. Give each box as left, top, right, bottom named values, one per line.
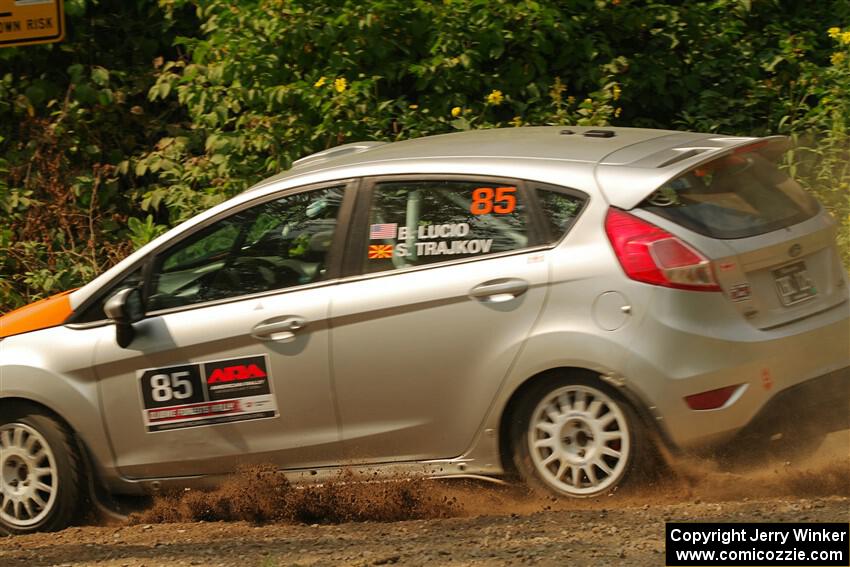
left=510, top=377, right=650, bottom=497
left=0, top=410, right=81, bottom=534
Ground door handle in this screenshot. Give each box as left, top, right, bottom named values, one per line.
left=251, top=316, right=308, bottom=342
left=469, top=278, right=529, bottom=303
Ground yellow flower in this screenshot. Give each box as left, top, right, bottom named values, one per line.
left=451, top=106, right=462, bottom=117
left=583, top=98, right=592, bottom=105
left=409, top=104, right=419, bottom=109
left=510, top=116, right=523, bottom=127
left=612, top=84, right=622, bottom=101
left=831, top=52, right=846, bottom=65
left=486, top=89, right=504, bottom=105
left=842, top=31, right=850, bottom=44
left=549, top=77, right=566, bottom=103
left=313, top=76, right=326, bottom=88
left=828, top=27, right=841, bottom=39
left=334, top=77, right=347, bottom=93
left=614, top=107, right=622, bottom=118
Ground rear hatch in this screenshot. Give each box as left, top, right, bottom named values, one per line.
left=598, top=136, right=848, bottom=329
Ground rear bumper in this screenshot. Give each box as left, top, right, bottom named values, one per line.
left=731, top=366, right=850, bottom=444
left=623, top=288, right=850, bottom=450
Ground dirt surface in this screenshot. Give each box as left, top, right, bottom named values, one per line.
left=3, top=433, right=848, bottom=567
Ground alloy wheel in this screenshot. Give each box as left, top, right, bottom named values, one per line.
left=527, top=384, right=630, bottom=496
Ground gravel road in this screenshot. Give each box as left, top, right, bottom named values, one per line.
left=2, top=433, right=847, bottom=567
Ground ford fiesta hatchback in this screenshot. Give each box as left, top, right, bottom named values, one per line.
left=1, top=126, right=848, bottom=533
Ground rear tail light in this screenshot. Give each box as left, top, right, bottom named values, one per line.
left=684, top=385, right=742, bottom=410
left=604, top=208, right=721, bottom=291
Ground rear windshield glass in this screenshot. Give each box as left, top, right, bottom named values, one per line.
left=639, top=152, right=819, bottom=239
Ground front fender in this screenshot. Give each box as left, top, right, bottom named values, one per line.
left=0, top=325, right=120, bottom=486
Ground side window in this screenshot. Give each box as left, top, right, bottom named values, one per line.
left=147, top=186, right=344, bottom=311
left=535, top=187, right=586, bottom=242
left=364, top=180, right=531, bottom=274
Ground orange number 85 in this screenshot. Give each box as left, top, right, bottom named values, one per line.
left=470, top=186, right=517, bottom=215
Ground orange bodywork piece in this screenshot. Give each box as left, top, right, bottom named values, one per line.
left=0, top=290, right=76, bottom=339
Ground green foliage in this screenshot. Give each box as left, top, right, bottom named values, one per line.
left=784, top=26, right=850, bottom=260
left=136, top=0, right=621, bottom=224
left=1, top=0, right=850, bottom=310
left=127, top=215, right=169, bottom=249
left=0, top=0, right=193, bottom=306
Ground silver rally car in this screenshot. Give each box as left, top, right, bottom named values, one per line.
left=1, top=126, right=849, bottom=533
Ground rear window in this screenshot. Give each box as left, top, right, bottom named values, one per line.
left=639, top=152, right=819, bottom=239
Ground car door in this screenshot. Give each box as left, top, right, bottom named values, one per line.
left=93, top=183, right=352, bottom=479
left=329, top=176, right=550, bottom=462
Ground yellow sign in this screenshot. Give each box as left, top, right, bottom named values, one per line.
left=0, top=0, right=64, bottom=48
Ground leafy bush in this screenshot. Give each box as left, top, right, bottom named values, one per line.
left=785, top=26, right=850, bottom=259
left=0, top=0, right=192, bottom=306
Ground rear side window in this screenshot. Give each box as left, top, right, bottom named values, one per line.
left=639, top=152, right=819, bottom=239
left=535, top=187, right=586, bottom=242
left=364, top=180, right=531, bottom=273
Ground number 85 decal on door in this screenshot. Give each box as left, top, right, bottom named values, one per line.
left=138, top=354, right=278, bottom=433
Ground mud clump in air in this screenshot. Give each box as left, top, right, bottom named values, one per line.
left=130, top=465, right=462, bottom=525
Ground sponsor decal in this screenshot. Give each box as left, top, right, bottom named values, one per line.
left=137, top=354, right=278, bottom=433
left=369, top=223, right=398, bottom=239
left=204, top=355, right=271, bottom=401
left=368, top=244, right=394, bottom=259
left=207, top=363, right=267, bottom=383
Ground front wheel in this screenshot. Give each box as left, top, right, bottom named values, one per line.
left=510, top=378, right=650, bottom=497
left=0, top=410, right=82, bottom=534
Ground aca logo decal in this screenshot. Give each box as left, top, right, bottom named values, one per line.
left=203, top=355, right=271, bottom=400
left=207, top=363, right=268, bottom=383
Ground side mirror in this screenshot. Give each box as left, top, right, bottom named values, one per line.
left=104, top=287, right=144, bottom=348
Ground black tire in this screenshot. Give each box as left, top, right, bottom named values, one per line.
left=0, top=408, right=82, bottom=534
left=509, top=375, right=656, bottom=497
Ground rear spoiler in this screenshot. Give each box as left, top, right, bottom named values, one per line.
left=595, top=135, right=790, bottom=210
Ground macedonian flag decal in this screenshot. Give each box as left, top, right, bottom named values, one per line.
left=368, top=244, right=394, bottom=259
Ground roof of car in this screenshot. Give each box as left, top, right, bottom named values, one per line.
left=256, top=126, right=702, bottom=184
left=248, top=125, right=779, bottom=210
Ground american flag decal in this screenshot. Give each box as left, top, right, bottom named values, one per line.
left=369, top=223, right=398, bottom=240
left=368, top=244, right=394, bottom=259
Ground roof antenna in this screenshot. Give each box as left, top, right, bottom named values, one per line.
left=584, top=130, right=616, bottom=138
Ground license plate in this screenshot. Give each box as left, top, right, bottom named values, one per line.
left=772, top=261, right=817, bottom=306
